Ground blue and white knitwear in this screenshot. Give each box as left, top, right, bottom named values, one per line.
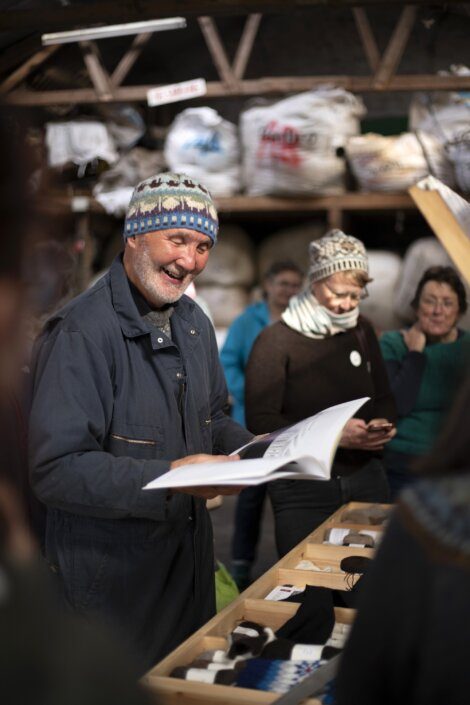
left=123, top=171, right=219, bottom=243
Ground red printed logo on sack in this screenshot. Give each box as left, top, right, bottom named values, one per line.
left=257, top=120, right=305, bottom=167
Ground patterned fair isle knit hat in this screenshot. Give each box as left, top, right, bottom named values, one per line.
left=123, top=172, right=219, bottom=243
left=308, top=229, right=369, bottom=282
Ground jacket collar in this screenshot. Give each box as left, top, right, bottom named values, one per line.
left=109, top=254, right=197, bottom=340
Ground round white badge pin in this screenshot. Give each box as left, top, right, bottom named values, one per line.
left=350, top=350, right=362, bottom=367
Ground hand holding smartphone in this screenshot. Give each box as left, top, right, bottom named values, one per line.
left=367, top=419, right=394, bottom=433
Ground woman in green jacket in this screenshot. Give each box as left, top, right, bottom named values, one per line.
left=380, top=265, right=469, bottom=499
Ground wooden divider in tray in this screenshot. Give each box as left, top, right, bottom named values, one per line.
left=143, top=501, right=391, bottom=705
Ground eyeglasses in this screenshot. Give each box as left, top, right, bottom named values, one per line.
left=323, top=282, right=369, bottom=303
left=420, top=296, right=457, bottom=311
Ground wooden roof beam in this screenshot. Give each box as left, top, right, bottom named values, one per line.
left=0, top=34, right=42, bottom=75
left=373, top=5, right=417, bottom=88
left=233, top=13, right=262, bottom=80
left=197, top=16, right=239, bottom=91
left=7, top=73, right=470, bottom=106
left=111, top=32, right=153, bottom=87
left=352, top=8, right=380, bottom=72
left=0, top=44, right=60, bottom=94
left=79, top=40, right=114, bottom=101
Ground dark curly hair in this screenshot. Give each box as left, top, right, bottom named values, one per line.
left=411, top=266, right=467, bottom=315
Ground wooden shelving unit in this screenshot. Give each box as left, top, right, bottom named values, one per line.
left=214, top=192, right=415, bottom=229
left=40, top=191, right=416, bottom=233
left=143, top=500, right=390, bottom=705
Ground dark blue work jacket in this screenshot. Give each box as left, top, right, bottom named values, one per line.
left=28, top=255, right=251, bottom=671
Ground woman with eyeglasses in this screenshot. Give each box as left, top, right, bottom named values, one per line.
left=245, top=229, right=397, bottom=557
left=380, top=265, right=469, bottom=500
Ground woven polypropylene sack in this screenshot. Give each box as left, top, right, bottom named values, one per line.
left=197, top=225, right=256, bottom=287
left=164, top=107, right=241, bottom=196
left=345, top=131, right=454, bottom=191
left=196, top=285, right=249, bottom=328
left=410, top=88, right=470, bottom=192
left=258, top=221, right=325, bottom=279
left=360, top=251, right=403, bottom=332
left=241, top=88, right=365, bottom=196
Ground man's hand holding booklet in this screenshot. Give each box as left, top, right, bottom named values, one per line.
left=143, top=397, right=369, bottom=491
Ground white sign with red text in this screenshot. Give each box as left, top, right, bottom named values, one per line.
left=147, top=78, right=207, bottom=107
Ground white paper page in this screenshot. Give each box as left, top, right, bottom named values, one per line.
left=268, top=397, right=369, bottom=476
left=231, top=397, right=368, bottom=474
left=142, top=397, right=368, bottom=490
left=142, top=456, right=302, bottom=490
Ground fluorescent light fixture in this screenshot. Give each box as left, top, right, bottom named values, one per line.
left=42, top=17, right=186, bottom=45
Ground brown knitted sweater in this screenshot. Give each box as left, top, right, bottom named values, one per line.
left=245, top=316, right=396, bottom=476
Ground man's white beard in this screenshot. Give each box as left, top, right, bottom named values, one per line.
left=133, top=241, right=192, bottom=309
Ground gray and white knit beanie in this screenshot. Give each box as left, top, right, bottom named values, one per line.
left=308, top=229, right=369, bottom=282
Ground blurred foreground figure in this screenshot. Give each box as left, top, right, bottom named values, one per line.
left=336, top=374, right=470, bottom=705
left=0, top=107, right=150, bottom=705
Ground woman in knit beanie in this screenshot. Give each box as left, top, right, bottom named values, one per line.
left=245, top=229, right=397, bottom=557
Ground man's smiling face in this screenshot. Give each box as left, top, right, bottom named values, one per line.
left=125, top=228, right=212, bottom=309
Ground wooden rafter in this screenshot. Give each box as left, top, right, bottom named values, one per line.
left=7, top=73, right=470, bottom=106
left=0, top=44, right=60, bottom=94
left=79, top=40, right=114, bottom=100
left=0, top=0, right=465, bottom=32
left=352, top=8, right=380, bottom=72
left=197, top=16, right=239, bottom=90
left=233, top=13, right=262, bottom=80
left=0, top=34, right=42, bottom=75
left=373, top=5, right=418, bottom=87
left=198, top=14, right=261, bottom=88
left=111, top=33, right=153, bottom=87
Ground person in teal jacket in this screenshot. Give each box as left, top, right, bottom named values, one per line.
left=221, top=261, right=304, bottom=426
left=380, top=265, right=469, bottom=499
left=220, top=261, right=303, bottom=588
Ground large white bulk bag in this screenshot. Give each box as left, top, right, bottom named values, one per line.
left=257, top=221, right=325, bottom=278
left=410, top=75, right=470, bottom=192
left=164, top=107, right=241, bottom=196
left=46, top=121, right=118, bottom=168
left=93, top=147, right=165, bottom=216
left=241, top=88, right=365, bottom=196
left=196, top=225, right=256, bottom=288
left=196, top=285, right=249, bottom=328
left=345, top=131, right=454, bottom=191
left=360, top=251, right=403, bottom=332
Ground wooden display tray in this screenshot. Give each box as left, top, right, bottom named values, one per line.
left=143, top=502, right=391, bottom=705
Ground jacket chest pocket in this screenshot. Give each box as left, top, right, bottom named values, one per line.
left=107, top=422, right=164, bottom=460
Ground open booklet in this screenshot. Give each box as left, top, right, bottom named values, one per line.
left=143, top=397, right=369, bottom=491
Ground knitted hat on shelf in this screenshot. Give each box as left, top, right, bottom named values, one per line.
left=123, top=171, right=219, bottom=243
left=308, top=229, right=369, bottom=282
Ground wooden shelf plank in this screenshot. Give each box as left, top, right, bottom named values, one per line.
left=214, top=192, right=415, bottom=213
left=39, top=191, right=416, bottom=216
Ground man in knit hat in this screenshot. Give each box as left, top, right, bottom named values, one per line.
left=28, top=173, right=253, bottom=671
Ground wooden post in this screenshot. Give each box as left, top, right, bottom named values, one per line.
left=352, top=8, right=380, bottom=72
left=373, top=6, right=417, bottom=88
